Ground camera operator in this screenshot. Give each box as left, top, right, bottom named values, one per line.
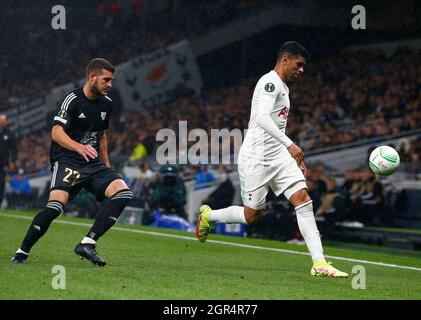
left=152, top=165, right=187, bottom=219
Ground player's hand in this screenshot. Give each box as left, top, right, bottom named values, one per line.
left=287, top=143, right=304, bottom=164
left=299, top=161, right=307, bottom=176
left=76, top=144, right=98, bottom=162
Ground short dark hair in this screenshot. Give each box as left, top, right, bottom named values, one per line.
left=277, top=41, right=309, bottom=61
left=86, top=58, right=115, bottom=78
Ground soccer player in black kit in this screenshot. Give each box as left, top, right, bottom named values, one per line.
left=11, top=58, right=133, bottom=266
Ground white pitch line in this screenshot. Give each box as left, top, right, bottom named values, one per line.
left=2, top=213, right=421, bottom=272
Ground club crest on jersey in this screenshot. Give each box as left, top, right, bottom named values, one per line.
left=101, top=112, right=107, bottom=121
left=264, top=83, right=275, bottom=92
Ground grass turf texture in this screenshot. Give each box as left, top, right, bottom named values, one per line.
left=1, top=210, right=421, bottom=300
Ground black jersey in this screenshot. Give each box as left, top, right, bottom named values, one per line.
left=50, top=88, right=113, bottom=165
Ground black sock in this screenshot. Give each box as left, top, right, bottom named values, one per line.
left=20, top=201, right=64, bottom=253
left=86, top=189, right=133, bottom=241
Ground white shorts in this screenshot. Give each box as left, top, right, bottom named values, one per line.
left=238, top=154, right=307, bottom=210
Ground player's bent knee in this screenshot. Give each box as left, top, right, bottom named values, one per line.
left=49, top=189, right=69, bottom=206
left=244, top=207, right=263, bottom=225
left=289, top=188, right=311, bottom=207
left=105, top=179, right=129, bottom=199
left=245, top=214, right=263, bottom=225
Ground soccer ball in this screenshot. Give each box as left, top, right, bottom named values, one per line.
left=369, top=145, right=400, bottom=176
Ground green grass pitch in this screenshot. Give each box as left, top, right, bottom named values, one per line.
left=1, top=210, right=421, bottom=300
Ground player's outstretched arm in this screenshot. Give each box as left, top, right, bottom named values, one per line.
left=52, top=125, right=98, bottom=162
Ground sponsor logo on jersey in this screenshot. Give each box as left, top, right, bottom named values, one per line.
left=101, top=112, right=107, bottom=121
left=278, top=106, right=288, bottom=118
left=78, top=113, right=86, bottom=119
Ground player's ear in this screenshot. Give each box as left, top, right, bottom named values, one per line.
left=281, top=54, right=288, bottom=65
left=88, top=72, right=97, bottom=82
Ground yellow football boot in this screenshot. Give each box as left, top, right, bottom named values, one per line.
left=311, top=261, right=349, bottom=278
left=196, top=205, right=212, bottom=243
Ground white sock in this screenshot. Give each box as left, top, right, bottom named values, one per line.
left=295, top=201, right=326, bottom=263
left=17, top=248, right=29, bottom=256
left=208, top=206, right=247, bottom=224
left=81, top=237, right=96, bottom=245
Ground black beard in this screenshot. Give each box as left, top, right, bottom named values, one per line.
left=92, top=85, right=105, bottom=97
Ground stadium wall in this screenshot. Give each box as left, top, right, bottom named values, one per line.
left=347, top=37, right=421, bottom=56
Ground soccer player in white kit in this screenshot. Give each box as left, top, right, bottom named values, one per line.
left=196, top=41, right=348, bottom=278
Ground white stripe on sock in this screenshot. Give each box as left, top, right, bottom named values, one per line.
left=295, top=200, right=313, bottom=211
left=17, top=248, right=29, bottom=255
left=111, top=196, right=133, bottom=200
left=80, top=237, right=96, bottom=245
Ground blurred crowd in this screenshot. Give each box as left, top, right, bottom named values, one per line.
left=288, top=49, right=421, bottom=150
left=8, top=48, right=421, bottom=176
left=1, top=0, right=419, bottom=176
left=0, top=0, right=270, bottom=104
left=86, top=48, right=421, bottom=170
left=14, top=132, right=51, bottom=175
left=109, top=46, right=421, bottom=164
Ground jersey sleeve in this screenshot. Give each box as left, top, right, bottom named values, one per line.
left=255, top=81, right=293, bottom=148
left=259, top=80, right=280, bottom=106
left=52, top=93, right=78, bottom=129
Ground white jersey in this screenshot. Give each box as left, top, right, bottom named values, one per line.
left=240, top=70, right=291, bottom=161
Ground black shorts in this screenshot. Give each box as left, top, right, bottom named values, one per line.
left=50, top=160, right=123, bottom=201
